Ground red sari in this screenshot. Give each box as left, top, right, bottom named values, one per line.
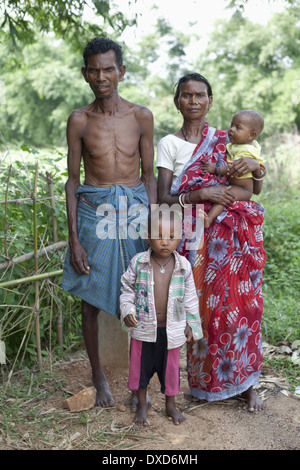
left=171, top=123, right=267, bottom=401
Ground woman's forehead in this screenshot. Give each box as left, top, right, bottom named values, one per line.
left=180, top=80, right=208, bottom=94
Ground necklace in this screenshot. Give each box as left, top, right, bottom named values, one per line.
left=181, top=126, right=187, bottom=141
left=151, top=254, right=172, bottom=274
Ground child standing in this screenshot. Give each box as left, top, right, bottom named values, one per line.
left=201, top=109, right=264, bottom=227
left=120, top=209, right=202, bottom=426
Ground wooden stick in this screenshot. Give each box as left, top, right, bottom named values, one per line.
left=0, top=240, right=67, bottom=270
left=0, top=269, right=63, bottom=288
left=33, top=163, right=42, bottom=368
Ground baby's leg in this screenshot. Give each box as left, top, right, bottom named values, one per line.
left=198, top=204, right=224, bottom=228
left=134, top=389, right=149, bottom=426
left=165, top=395, right=186, bottom=425
left=204, top=203, right=225, bottom=228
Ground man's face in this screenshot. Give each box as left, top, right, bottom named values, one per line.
left=82, top=50, right=126, bottom=99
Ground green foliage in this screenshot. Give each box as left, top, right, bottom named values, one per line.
left=0, top=36, right=94, bottom=146
left=260, top=188, right=300, bottom=345
left=195, top=4, right=300, bottom=135
left=0, top=148, right=82, bottom=367
left=0, top=0, right=135, bottom=50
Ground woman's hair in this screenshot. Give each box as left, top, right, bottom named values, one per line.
left=83, top=37, right=123, bottom=69
left=174, top=73, right=213, bottom=101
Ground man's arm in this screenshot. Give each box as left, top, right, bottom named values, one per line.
left=137, top=107, right=157, bottom=206
left=65, top=111, right=90, bottom=275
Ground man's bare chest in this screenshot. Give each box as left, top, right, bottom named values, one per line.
left=82, top=114, right=140, bottom=156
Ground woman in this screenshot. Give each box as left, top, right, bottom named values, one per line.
left=157, top=73, right=267, bottom=411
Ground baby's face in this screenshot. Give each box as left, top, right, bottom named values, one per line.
left=228, top=114, right=254, bottom=145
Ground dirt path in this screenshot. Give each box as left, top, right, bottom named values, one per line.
left=1, top=349, right=299, bottom=451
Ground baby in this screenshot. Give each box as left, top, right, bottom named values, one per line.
left=201, top=109, right=264, bottom=227
left=120, top=208, right=202, bottom=426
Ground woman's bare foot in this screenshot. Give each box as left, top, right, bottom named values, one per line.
left=242, top=386, right=266, bottom=412
left=166, top=396, right=186, bottom=425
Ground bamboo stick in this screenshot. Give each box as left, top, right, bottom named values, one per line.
left=0, top=269, right=63, bottom=288
left=33, top=163, right=42, bottom=368
left=46, top=172, right=58, bottom=243
left=4, top=164, right=12, bottom=258
left=0, top=240, right=67, bottom=270
left=46, top=171, right=63, bottom=349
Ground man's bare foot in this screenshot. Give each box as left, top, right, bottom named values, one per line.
left=242, top=386, right=266, bottom=412
left=166, top=397, right=186, bottom=425
left=93, top=373, right=114, bottom=407
left=134, top=403, right=149, bottom=426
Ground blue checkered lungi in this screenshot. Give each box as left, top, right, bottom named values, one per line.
left=62, top=184, right=149, bottom=317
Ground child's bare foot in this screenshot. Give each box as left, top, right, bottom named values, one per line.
left=166, top=397, right=186, bottom=425
left=242, top=386, right=266, bottom=412
left=134, top=403, right=149, bottom=426
left=130, top=391, right=151, bottom=411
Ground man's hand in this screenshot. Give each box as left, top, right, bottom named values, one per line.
left=69, top=242, right=90, bottom=275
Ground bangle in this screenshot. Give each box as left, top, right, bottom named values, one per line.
left=215, top=165, right=221, bottom=177
left=184, top=191, right=192, bottom=204
left=252, top=165, right=266, bottom=181
left=179, top=193, right=188, bottom=208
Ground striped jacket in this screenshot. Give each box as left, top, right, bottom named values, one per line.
left=120, top=248, right=203, bottom=349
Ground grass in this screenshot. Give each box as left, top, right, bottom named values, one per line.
left=0, top=361, right=148, bottom=450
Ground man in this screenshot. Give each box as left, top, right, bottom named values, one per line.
left=62, top=37, right=157, bottom=407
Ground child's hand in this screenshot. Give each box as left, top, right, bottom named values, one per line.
left=184, top=324, right=193, bottom=342
left=124, top=313, right=138, bottom=328
left=201, top=162, right=216, bottom=174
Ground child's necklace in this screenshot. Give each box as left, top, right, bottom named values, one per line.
left=151, top=254, right=172, bottom=274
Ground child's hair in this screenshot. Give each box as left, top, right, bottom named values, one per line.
left=148, top=206, right=182, bottom=239
left=237, top=109, right=264, bottom=136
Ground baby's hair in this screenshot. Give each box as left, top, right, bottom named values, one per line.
left=148, top=206, right=182, bottom=239
left=236, top=109, right=264, bottom=135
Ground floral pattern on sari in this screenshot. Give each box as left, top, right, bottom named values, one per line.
left=171, top=123, right=267, bottom=401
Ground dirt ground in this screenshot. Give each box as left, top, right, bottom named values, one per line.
left=1, top=348, right=299, bottom=451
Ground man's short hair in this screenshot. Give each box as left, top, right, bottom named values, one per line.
left=83, top=37, right=123, bottom=69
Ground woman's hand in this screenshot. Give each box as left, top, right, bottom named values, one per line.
left=196, top=185, right=235, bottom=206
left=227, top=157, right=259, bottom=178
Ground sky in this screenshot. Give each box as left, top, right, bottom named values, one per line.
left=113, top=0, right=285, bottom=57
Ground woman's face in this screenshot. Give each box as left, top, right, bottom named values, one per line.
left=175, top=80, right=212, bottom=120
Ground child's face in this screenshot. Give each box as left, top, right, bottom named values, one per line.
left=228, top=113, right=256, bottom=145
left=148, top=215, right=181, bottom=259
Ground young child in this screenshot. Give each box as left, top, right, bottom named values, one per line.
left=120, top=208, right=202, bottom=426
left=201, top=109, right=264, bottom=227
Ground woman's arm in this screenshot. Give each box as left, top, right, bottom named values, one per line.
left=157, top=167, right=236, bottom=206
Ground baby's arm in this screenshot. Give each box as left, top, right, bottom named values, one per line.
left=202, top=161, right=228, bottom=176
